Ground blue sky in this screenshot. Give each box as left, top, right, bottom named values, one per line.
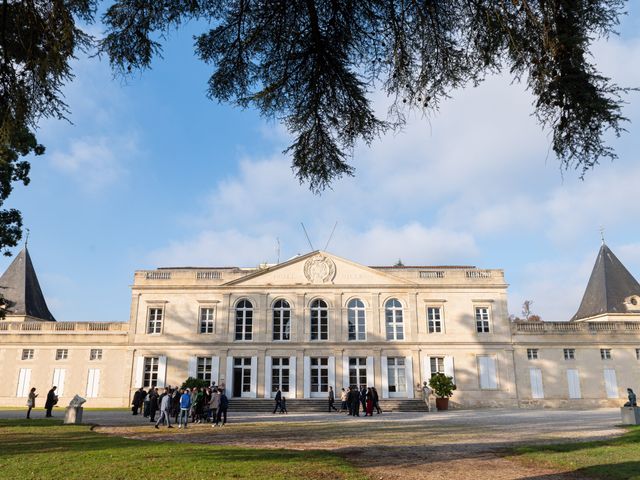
left=3, top=3, right=640, bottom=322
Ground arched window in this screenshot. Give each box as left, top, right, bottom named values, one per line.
left=273, top=299, right=291, bottom=341
left=235, top=299, right=253, bottom=341
left=385, top=298, right=404, bottom=340
left=347, top=298, right=366, bottom=341
left=310, top=299, right=328, bottom=341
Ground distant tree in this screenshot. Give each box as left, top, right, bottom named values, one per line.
left=1, top=1, right=634, bottom=253
left=528, top=314, right=542, bottom=321
left=394, top=258, right=405, bottom=267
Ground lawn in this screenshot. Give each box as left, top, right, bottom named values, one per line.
left=510, top=425, right=640, bottom=480
left=0, top=419, right=366, bottom=480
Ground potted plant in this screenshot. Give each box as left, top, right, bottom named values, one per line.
left=428, top=372, right=457, bottom=411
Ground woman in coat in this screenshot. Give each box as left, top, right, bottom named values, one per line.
left=26, top=387, right=38, bottom=419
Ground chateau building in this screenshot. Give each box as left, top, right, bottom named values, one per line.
left=1, top=244, right=639, bottom=409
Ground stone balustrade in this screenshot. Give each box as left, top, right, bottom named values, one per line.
left=513, top=321, right=640, bottom=334
left=0, top=321, right=129, bottom=333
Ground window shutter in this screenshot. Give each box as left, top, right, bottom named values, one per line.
left=53, top=368, right=66, bottom=396
left=366, top=356, right=374, bottom=388
left=381, top=356, right=389, bottom=399
left=249, top=356, right=258, bottom=398
left=225, top=356, right=233, bottom=397
left=86, top=369, right=95, bottom=398
left=422, top=356, right=431, bottom=384
left=567, top=369, right=581, bottom=399
left=604, top=369, right=618, bottom=398
left=17, top=368, right=31, bottom=397
left=342, top=356, right=350, bottom=390
left=479, top=356, right=497, bottom=389
left=303, top=356, right=311, bottom=399
left=289, top=356, right=297, bottom=399
left=157, top=356, right=167, bottom=388
left=187, top=357, right=197, bottom=379
left=328, top=356, right=336, bottom=391
left=444, top=356, right=455, bottom=384
left=529, top=368, right=544, bottom=399
left=211, top=356, right=220, bottom=386
left=264, top=356, right=272, bottom=399
left=134, top=356, right=144, bottom=388
left=404, top=356, right=414, bottom=398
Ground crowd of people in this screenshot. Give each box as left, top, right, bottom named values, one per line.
left=337, top=386, right=382, bottom=416
left=131, top=384, right=229, bottom=428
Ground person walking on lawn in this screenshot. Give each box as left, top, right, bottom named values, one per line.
left=155, top=388, right=173, bottom=429
left=178, top=388, right=191, bottom=428
left=328, top=386, right=338, bottom=412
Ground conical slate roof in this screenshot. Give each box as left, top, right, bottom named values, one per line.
left=0, top=247, right=55, bottom=321
left=571, top=244, right=640, bottom=321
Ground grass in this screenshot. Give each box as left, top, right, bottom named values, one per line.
left=0, top=419, right=366, bottom=480
left=510, top=425, right=640, bottom=479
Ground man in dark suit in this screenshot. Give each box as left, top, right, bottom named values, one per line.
left=131, top=387, right=146, bottom=415
left=328, top=386, right=338, bottom=412
left=273, top=388, right=282, bottom=413
left=44, top=386, right=58, bottom=417
left=359, top=386, right=367, bottom=413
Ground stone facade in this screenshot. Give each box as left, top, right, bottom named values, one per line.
left=1, top=248, right=639, bottom=408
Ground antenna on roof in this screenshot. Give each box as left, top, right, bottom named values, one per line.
left=324, top=221, right=338, bottom=251
left=600, top=226, right=606, bottom=245
left=276, top=237, right=281, bottom=264
left=24, top=228, right=30, bottom=248
left=301, top=223, right=315, bottom=251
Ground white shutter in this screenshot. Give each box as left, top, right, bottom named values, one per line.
left=86, top=369, right=95, bottom=398
left=328, top=356, right=336, bottom=391
left=567, top=369, right=581, bottom=399
left=87, top=369, right=101, bottom=398
left=444, top=356, right=455, bottom=384
left=342, top=356, right=350, bottom=390
left=366, top=356, right=374, bottom=388
left=289, top=356, right=297, bottom=399
left=211, top=356, right=220, bottom=386
left=479, top=356, right=497, bottom=389
left=422, top=356, right=431, bottom=385
left=187, top=357, right=197, bottom=379
left=134, top=356, right=144, bottom=388
left=17, top=368, right=31, bottom=397
left=381, top=356, right=389, bottom=399
left=249, top=356, right=258, bottom=398
left=405, top=356, right=414, bottom=398
left=225, top=356, right=233, bottom=397
left=604, top=368, right=619, bottom=398
left=157, top=356, right=167, bottom=388
left=53, top=368, right=66, bottom=396
left=303, top=356, right=311, bottom=399
left=264, top=356, right=272, bottom=399
left=529, top=368, right=544, bottom=399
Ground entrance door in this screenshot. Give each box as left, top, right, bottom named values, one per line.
left=233, top=357, right=252, bottom=397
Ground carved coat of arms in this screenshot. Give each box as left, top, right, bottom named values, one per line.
left=303, top=255, right=336, bottom=284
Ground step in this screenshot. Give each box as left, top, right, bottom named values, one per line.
left=225, top=398, right=428, bottom=413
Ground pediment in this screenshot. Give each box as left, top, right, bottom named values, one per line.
left=224, top=251, right=414, bottom=287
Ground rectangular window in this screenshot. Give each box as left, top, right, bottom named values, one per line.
left=567, top=368, right=581, bottom=398
left=143, top=357, right=159, bottom=388
left=199, top=307, right=215, bottom=334
left=310, top=357, right=329, bottom=393
left=563, top=348, right=575, bottom=360
left=273, top=303, right=291, bottom=341
left=636, top=348, right=640, bottom=360
left=527, top=349, right=539, bottom=360
left=21, top=349, right=34, bottom=360
left=478, top=355, right=498, bottom=389
left=347, top=303, right=366, bottom=341
left=196, top=357, right=212, bottom=382
left=271, top=357, right=290, bottom=393
left=90, top=349, right=103, bottom=361
left=147, top=307, right=163, bottom=334
left=348, top=357, right=368, bottom=388
left=475, top=307, right=490, bottom=333
left=529, top=368, right=544, bottom=399
left=55, top=349, right=68, bottom=361
left=387, top=357, right=406, bottom=393
left=235, top=302, right=253, bottom=341
left=430, top=357, right=445, bottom=377
left=427, top=307, right=443, bottom=333
left=600, top=348, right=612, bottom=360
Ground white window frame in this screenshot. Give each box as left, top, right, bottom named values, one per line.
left=430, top=356, right=445, bottom=377
left=90, top=349, right=103, bottom=361
left=147, top=307, right=163, bottom=334
left=235, top=299, right=253, bottom=341
left=21, top=349, right=34, bottom=360
left=475, top=306, right=491, bottom=333
left=143, top=356, right=159, bottom=388
left=387, top=357, right=407, bottom=397
left=427, top=306, right=443, bottom=333
left=199, top=306, right=215, bottom=334
left=563, top=348, right=575, bottom=360
left=271, top=357, right=291, bottom=395
left=310, top=299, right=329, bottom=341
left=55, top=349, right=68, bottom=361
left=385, top=298, right=404, bottom=340
left=310, top=357, right=329, bottom=395
left=272, top=299, right=291, bottom=341
left=347, top=298, right=366, bottom=341
left=527, top=348, right=539, bottom=360
left=600, top=348, right=612, bottom=360
left=197, top=356, right=213, bottom=382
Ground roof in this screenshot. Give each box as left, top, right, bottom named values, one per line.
left=571, top=244, right=640, bottom=321
left=0, top=247, right=56, bottom=321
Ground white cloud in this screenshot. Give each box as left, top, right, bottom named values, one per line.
left=50, top=136, right=134, bottom=192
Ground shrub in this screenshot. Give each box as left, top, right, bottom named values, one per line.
left=181, top=377, right=209, bottom=390
left=428, top=373, right=457, bottom=398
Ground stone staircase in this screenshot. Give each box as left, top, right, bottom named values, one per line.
left=228, top=398, right=427, bottom=413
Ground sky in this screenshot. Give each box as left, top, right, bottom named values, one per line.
left=3, top=3, right=640, bottom=322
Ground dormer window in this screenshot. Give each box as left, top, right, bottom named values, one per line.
left=624, top=295, right=640, bottom=310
